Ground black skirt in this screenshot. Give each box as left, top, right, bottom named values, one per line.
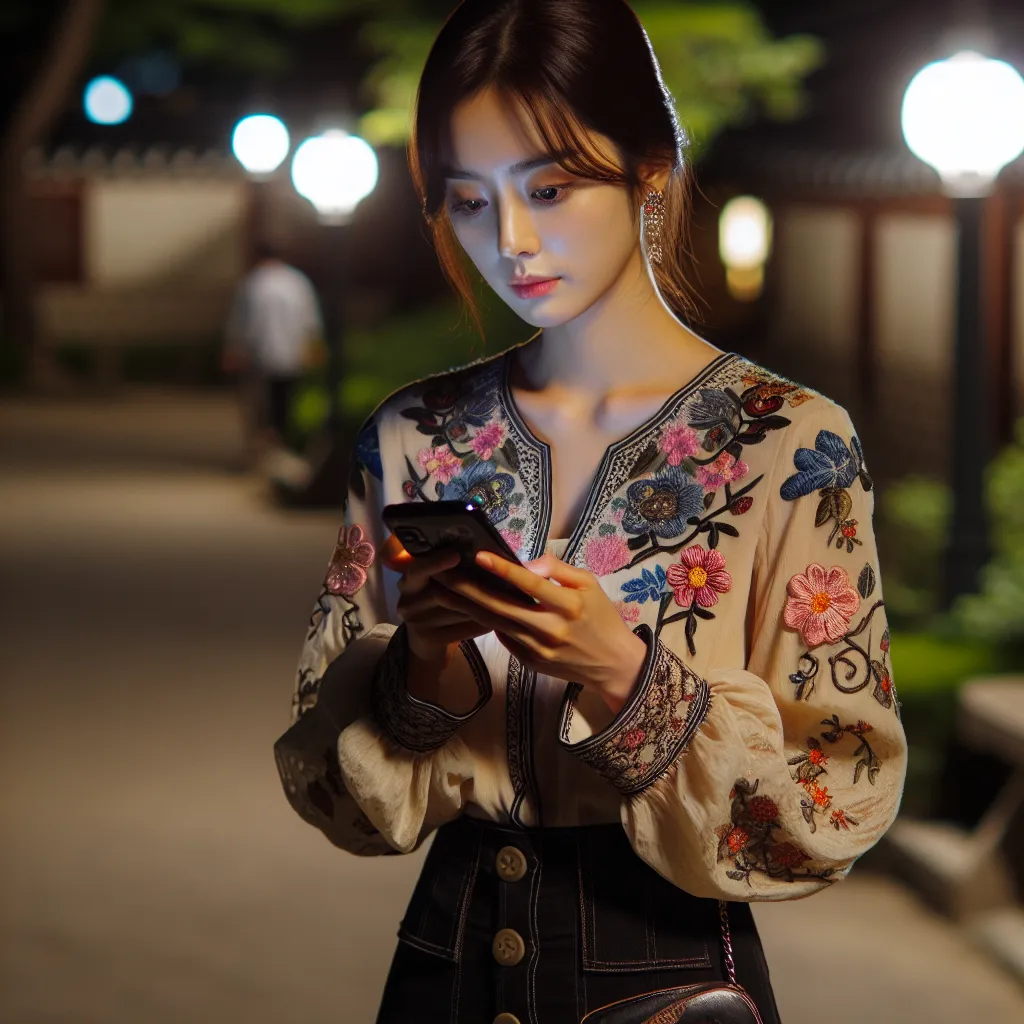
left=376, top=815, right=781, bottom=1024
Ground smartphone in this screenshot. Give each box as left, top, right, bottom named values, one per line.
left=381, top=500, right=536, bottom=604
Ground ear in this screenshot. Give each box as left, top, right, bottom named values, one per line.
left=638, top=160, right=673, bottom=195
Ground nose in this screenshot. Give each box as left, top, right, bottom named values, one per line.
left=498, top=194, right=539, bottom=259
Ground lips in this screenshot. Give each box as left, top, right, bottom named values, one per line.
left=510, top=276, right=560, bottom=298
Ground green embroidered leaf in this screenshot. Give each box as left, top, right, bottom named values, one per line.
left=815, top=494, right=833, bottom=528
left=717, top=522, right=739, bottom=538
left=510, top=491, right=525, bottom=506
left=836, top=490, right=853, bottom=520
left=703, top=490, right=716, bottom=510
left=598, top=523, right=616, bottom=536
left=611, top=497, right=628, bottom=510
left=679, top=456, right=699, bottom=477
left=627, top=532, right=650, bottom=550
left=430, top=434, right=447, bottom=448
left=629, top=441, right=660, bottom=479
left=853, top=759, right=867, bottom=785
left=508, top=517, right=526, bottom=531
left=495, top=440, right=520, bottom=472
left=858, top=564, right=876, bottom=598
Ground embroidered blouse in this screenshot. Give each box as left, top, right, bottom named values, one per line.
left=274, top=347, right=908, bottom=900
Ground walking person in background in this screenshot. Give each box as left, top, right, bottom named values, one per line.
left=223, top=241, right=325, bottom=467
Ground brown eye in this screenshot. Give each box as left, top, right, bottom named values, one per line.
left=450, top=197, right=486, bottom=216
left=532, top=185, right=573, bottom=204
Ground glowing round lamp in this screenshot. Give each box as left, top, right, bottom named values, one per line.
left=231, top=115, right=290, bottom=176
left=719, top=196, right=773, bottom=301
left=290, top=130, right=379, bottom=224
left=83, top=76, right=133, bottom=126
left=901, top=51, right=1024, bottom=197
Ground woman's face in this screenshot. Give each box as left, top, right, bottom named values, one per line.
left=445, top=87, right=644, bottom=327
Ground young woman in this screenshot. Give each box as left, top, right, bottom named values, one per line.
left=274, top=2, right=908, bottom=1021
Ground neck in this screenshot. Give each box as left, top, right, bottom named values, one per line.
left=514, top=248, right=715, bottom=396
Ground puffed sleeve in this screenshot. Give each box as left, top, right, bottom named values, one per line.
left=273, top=415, right=491, bottom=855
left=558, top=398, right=908, bottom=899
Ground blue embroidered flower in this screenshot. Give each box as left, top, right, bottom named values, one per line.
left=622, top=467, right=705, bottom=538
left=353, top=419, right=383, bottom=481
left=779, top=430, right=859, bottom=500
left=687, top=388, right=739, bottom=432
left=621, top=564, right=668, bottom=604
left=441, top=460, right=516, bottom=524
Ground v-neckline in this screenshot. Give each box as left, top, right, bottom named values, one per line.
left=499, top=345, right=739, bottom=561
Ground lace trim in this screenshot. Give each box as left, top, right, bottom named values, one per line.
left=370, top=624, right=492, bottom=752
left=558, top=623, right=711, bottom=796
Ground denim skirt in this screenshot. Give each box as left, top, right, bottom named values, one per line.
left=375, top=815, right=781, bottom=1024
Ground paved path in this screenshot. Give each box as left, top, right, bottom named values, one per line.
left=1, top=389, right=1021, bottom=1023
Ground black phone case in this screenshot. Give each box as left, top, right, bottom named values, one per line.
left=381, top=501, right=534, bottom=603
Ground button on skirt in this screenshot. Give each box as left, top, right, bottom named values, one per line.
left=375, top=815, right=781, bottom=1024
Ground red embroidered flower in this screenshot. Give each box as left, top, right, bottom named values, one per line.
left=841, top=519, right=858, bottom=539
left=670, top=714, right=685, bottom=731
left=830, top=809, right=856, bottom=830
left=729, top=496, right=754, bottom=515
left=855, top=720, right=873, bottom=733
left=806, top=782, right=832, bottom=809
left=878, top=670, right=892, bottom=693
left=783, top=563, right=861, bottom=647
left=666, top=545, right=732, bottom=608
left=622, top=728, right=647, bottom=751
left=808, top=747, right=828, bottom=767
left=769, top=842, right=809, bottom=868
left=880, top=629, right=890, bottom=653
left=726, top=827, right=749, bottom=854
left=742, top=391, right=785, bottom=417
left=325, top=524, right=376, bottom=597
left=402, top=480, right=417, bottom=499
left=748, top=795, right=779, bottom=823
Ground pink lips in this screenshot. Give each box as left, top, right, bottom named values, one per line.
left=510, top=277, right=559, bottom=299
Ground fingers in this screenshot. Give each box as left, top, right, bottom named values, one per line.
left=470, top=552, right=587, bottom=617
left=390, top=542, right=463, bottom=595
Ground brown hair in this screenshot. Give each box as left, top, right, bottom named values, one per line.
left=407, top=0, right=696, bottom=339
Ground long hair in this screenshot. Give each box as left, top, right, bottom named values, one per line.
left=407, top=0, right=696, bottom=338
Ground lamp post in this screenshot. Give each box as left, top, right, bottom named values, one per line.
left=718, top=195, right=773, bottom=302
left=290, top=129, right=379, bottom=432
left=901, top=50, right=1024, bottom=605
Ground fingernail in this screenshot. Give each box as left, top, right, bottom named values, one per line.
left=475, top=552, right=492, bottom=568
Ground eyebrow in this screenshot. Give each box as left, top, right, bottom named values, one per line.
left=443, top=151, right=572, bottom=181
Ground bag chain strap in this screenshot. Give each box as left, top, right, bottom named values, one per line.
left=718, top=899, right=737, bottom=986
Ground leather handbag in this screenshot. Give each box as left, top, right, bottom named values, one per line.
left=579, top=902, right=763, bottom=1024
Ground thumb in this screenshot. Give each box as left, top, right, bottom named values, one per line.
left=525, top=553, right=591, bottom=588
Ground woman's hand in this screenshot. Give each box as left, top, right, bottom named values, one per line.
left=433, top=552, right=648, bottom=715
left=381, top=535, right=494, bottom=665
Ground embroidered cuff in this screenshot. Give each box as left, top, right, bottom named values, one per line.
left=557, top=623, right=711, bottom=796
left=274, top=703, right=350, bottom=830
left=370, top=623, right=492, bottom=753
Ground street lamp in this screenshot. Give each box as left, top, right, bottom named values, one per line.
left=901, top=50, right=1024, bottom=604
left=231, top=114, right=290, bottom=176
left=719, top=196, right=773, bottom=302
left=289, top=130, right=379, bottom=431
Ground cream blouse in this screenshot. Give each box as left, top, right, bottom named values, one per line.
left=274, top=347, right=908, bottom=902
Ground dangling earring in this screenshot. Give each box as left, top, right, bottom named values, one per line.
left=643, top=189, right=665, bottom=266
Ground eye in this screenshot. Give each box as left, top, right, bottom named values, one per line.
left=449, top=197, right=486, bottom=216
left=532, top=184, right=573, bottom=204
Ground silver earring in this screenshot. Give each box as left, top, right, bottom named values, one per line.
left=643, top=189, right=665, bottom=265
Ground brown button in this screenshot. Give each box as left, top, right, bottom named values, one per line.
left=493, top=1015, right=521, bottom=1024
left=492, top=928, right=526, bottom=966
left=496, top=845, right=527, bottom=882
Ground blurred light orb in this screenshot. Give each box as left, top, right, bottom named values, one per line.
left=231, top=114, right=290, bottom=176
left=719, top=196, right=772, bottom=302
left=83, top=76, right=133, bottom=126
left=902, top=51, right=1024, bottom=196
left=291, top=130, right=379, bottom=223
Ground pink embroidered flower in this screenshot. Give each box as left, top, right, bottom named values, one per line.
left=583, top=534, right=631, bottom=577
left=622, top=728, right=646, bottom=751
left=325, top=524, right=376, bottom=597
left=615, top=600, right=642, bottom=624
left=499, top=528, right=524, bottom=554
left=666, top=545, right=732, bottom=608
left=783, top=563, right=861, bottom=647
left=658, top=421, right=701, bottom=466
left=612, top=507, right=625, bottom=523
left=695, top=451, right=749, bottom=489
left=470, top=419, right=507, bottom=460
left=417, top=445, right=462, bottom=485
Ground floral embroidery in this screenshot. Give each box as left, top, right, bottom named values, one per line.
left=738, top=368, right=814, bottom=408
left=621, top=564, right=668, bottom=605
left=780, top=429, right=873, bottom=550
left=666, top=545, right=732, bottom=608
left=783, top=563, right=861, bottom=646
left=469, top=418, right=507, bottom=460
left=325, top=524, right=376, bottom=598
left=558, top=626, right=710, bottom=795
left=657, top=420, right=701, bottom=466
left=716, top=777, right=836, bottom=885
left=788, top=716, right=879, bottom=833
left=417, top=444, right=462, bottom=485
left=581, top=533, right=631, bottom=577
left=786, top=562, right=897, bottom=713
left=353, top=418, right=383, bottom=482
left=729, top=495, right=754, bottom=515
left=441, top=461, right=517, bottom=523
left=615, top=600, right=642, bottom=624
left=623, top=467, right=705, bottom=538
left=694, top=451, right=749, bottom=490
